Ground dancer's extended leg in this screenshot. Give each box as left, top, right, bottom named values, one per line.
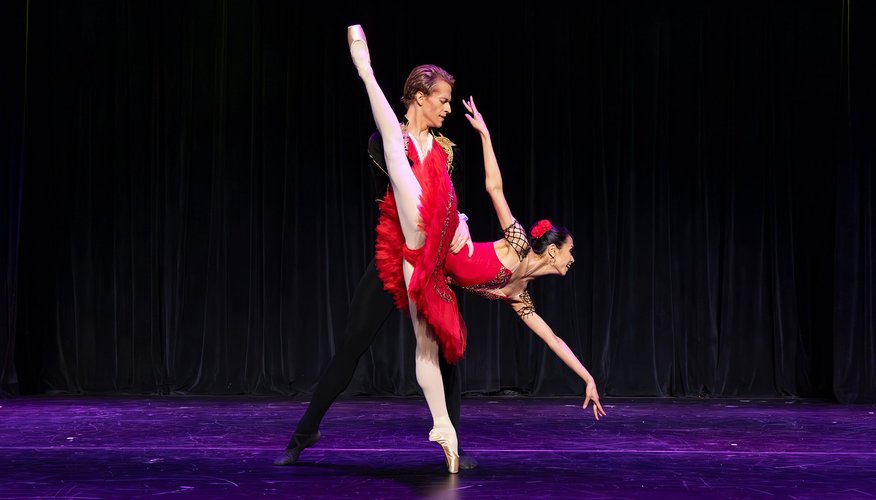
left=349, top=27, right=423, bottom=251
left=348, top=24, right=458, bottom=474
left=272, top=259, right=396, bottom=466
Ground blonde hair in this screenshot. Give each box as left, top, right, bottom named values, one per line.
left=401, top=64, right=455, bottom=106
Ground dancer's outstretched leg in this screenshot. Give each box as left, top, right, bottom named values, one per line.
left=349, top=24, right=458, bottom=473
left=348, top=26, right=423, bottom=251
left=273, top=259, right=395, bottom=466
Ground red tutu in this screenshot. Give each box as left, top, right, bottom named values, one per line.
left=374, top=138, right=467, bottom=363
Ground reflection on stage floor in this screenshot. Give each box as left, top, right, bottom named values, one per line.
left=1, top=395, right=874, bottom=498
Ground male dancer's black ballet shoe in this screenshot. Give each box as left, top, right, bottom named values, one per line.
left=458, top=448, right=479, bottom=470
left=429, top=426, right=460, bottom=474
left=272, top=431, right=321, bottom=466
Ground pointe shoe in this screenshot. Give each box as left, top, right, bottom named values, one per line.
left=347, top=24, right=367, bottom=50
left=272, top=431, right=320, bottom=466
left=347, top=24, right=371, bottom=75
left=428, top=426, right=460, bottom=474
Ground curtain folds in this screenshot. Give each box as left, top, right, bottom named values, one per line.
left=3, top=1, right=874, bottom=402
left=833, top=0, right=876, bottom=403
left=1, top=0, right=28, bottom=397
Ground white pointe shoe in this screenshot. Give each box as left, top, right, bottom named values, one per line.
left=429, top=425, right=460, bottom=474
left=347, top=24, right=371, bottom=74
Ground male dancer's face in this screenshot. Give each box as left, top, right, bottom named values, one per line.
left=419, top=80, right=453, bottom=129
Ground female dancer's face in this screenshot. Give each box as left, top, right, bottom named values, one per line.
left=419, top=80, right=453, bottom=129
left=553, top=236, right=575, bottom=276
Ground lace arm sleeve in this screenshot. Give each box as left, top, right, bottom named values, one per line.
left=512, top=288, right=536, bottom=319
left=502, top=220, right=531, bottom=262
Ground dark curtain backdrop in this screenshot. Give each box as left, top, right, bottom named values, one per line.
left=834, top=0, right=876, bottom=403
left=1, top=2, right=27, bottom=397
left=2, top=1, right=874, bottom=402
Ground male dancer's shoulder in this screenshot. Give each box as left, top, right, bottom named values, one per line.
left=367, top=130, right=385, bottom=167
left=367, top=128, right=463, bottom=181
left=366, top=130, right=390, bottom=197
left=433, top=132, right=464, bottom=187
left=434, top=135, right=456, bottom=177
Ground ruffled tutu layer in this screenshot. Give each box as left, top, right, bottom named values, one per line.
left=374, top=141, right=467, bottom=363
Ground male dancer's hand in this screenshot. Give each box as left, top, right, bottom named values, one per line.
left=450, top=218, right=474, bottom=257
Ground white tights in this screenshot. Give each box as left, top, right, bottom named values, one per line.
left=351, top=38, right=455, bottom=439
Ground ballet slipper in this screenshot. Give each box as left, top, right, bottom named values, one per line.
left=272, top=431, right=321, bottom=466
left=429, top=425, right=460, bottom=474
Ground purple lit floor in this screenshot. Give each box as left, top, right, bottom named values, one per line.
left=1, top=396, right=875, bottom=498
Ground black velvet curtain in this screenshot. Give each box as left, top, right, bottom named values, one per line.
left=2, top=1, right=874, bottom=402
left=2, top=0, right=29, bottom=397
left=834, top=0, right=876, bottom=404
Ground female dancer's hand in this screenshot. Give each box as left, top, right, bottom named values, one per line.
left=462, top=96, right=490, bottom=137
left=583, top=381, right=607, bottom=421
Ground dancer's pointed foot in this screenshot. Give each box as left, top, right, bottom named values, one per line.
left=347, top=24, right=367, bottom=50
left=429, top=426, right=459, bottom=474
left=272, top=431, right=321, bottom=466
left=347, top=24, right=372, bottom=77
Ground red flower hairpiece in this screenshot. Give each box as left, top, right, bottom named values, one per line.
left=530, top=219, right=553, bottom=239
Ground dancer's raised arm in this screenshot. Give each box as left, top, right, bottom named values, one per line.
left=463, top=97, right=515, bottom=231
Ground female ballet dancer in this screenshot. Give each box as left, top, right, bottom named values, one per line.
left=348, top=24, right=605, bottom=474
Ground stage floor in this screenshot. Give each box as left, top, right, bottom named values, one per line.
left=1, top=395, right=874, bottom=498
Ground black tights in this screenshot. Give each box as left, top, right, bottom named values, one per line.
left=293, top=258, right=462, bottom=444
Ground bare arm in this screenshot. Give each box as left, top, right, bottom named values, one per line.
left=463, top=97, right=515, bottom=231
left=511, top=298, right=607, bottom=421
